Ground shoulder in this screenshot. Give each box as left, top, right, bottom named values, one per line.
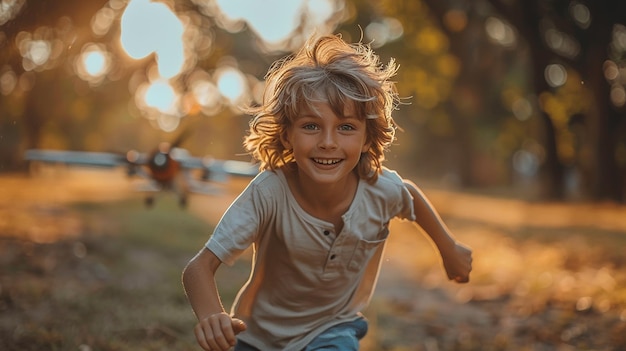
left=358, top=167, right=416, bottom=220
left=248, top=169, right=283, bottom=190
left=380, top=167, right=405, bottom=183
left=371, top=167, right=407, bottom=191
left=360, top=167, right=410, bottom=203
left=238, top=169, right=288, bottom=202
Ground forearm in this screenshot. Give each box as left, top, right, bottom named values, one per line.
left=404, top=181, right=457, bottom=252
left=182, top=249, right=227, bottom=321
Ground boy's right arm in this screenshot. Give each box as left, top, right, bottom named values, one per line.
left=182, top=248, right=247, bottom=351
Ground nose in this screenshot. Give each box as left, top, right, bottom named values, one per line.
left=318, top=129, right=338, bottom=149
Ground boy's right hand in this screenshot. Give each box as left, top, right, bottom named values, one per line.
left=194, top=312, right=247, bottom=351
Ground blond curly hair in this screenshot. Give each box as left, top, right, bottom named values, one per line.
left=244, top=34, right=400, bottom=183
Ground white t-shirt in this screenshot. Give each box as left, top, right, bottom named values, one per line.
left=206, top=167, right=415, bottom=350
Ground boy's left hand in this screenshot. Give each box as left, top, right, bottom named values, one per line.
left=442, top=242, right=473, bottom=283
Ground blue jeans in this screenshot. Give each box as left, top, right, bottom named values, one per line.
left=235, top=317, right=368, bottom=351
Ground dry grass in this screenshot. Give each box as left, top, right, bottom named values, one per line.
left=1, top=170, right=625, bottom=350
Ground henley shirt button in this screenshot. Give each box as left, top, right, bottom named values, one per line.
left=323, top=230, right=330, bottom=236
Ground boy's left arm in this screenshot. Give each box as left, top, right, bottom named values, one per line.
left=403, top=180, right=473, bottom=283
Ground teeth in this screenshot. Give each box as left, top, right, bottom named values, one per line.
left=314, top=158, right=341, bottom=165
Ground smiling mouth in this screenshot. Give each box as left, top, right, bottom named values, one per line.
left=313, top=158, right=342, bottom=165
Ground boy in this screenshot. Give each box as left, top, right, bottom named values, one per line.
left=182, top=34, right=473, bottom=351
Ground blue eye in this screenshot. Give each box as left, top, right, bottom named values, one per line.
left=339, top=124, right=355, bottom=131
left=302, top=124, right=319, bottom=130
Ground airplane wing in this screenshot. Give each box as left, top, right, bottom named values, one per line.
left=208, top=159, right=259, bottom=178
left=25, top=148, right=258, bottom=180
left=24, top=149, right=128, bottom=168
left=171, top=149, right=258, bottom=179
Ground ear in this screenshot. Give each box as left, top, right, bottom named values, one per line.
left=280, top=130, right=292, bottom=150
left=361, top=139, right=371, bottom=153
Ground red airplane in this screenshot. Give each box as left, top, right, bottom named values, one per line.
left=24, top=133, right=258, bottom=208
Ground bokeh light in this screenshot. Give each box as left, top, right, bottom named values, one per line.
left=91, top=7, right=116, bottom=37
left=511, top=97, right=533, bottom=121
left=143, top=80, right=177, bottom=114
left=191, top=78, right=221, bottom=115
left=570, top=2, right=591, bottom=29
left=214, top=0, right=302, bottom=44
left=0, top=0, right=25, bottom=26
left=215, top=66, right=248, bottom=107
left=603, top=60, right=619, bottom=81
left=545, top=64, right=567, bottom=88
left=84, top=51, right=106, bottom=76
left=22, top=39, right=51, bottom=68
left=365, top=17, right=404, bottom=48
left=0, top=68, right=17, bottom=95
left=485, top=17, right=516, bottom=48
left=512, top=149, right=540, bottom=177
left=544, top=26, right=580, bottom=59
left=209, top=0, right=343, bottom=52
left=120, top=0, right=184, bottom=78
left=443, top=9, right=468, bottom=33
left=75, top=43, right=111, bottom=86
left=612, top=25, right=626, bottom=53
left=610, top=84, right=626, bottom=107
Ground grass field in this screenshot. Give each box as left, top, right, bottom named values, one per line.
left=1, top=170, right=625, bottom=350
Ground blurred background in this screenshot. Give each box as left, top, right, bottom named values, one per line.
left=2, top=1, right=626, bottom=350
left=1, top=0, right=624, bottom=202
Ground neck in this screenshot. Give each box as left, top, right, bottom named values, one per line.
left=297, top=171, right=356, bottom=205
left=284, top=168, right=359, bottom=225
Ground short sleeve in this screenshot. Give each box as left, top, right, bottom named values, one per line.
left=381, top=168, right=416, bottom=222
left=206, top=172, right=276, bottom=266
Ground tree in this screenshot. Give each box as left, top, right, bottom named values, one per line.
left=486, top=0, right=626, bottom=201
left=0, top=1, right=110, bottom=169
left=372, top=0, right=537, bottom=191
left=372, top=0, right=625, bottom=202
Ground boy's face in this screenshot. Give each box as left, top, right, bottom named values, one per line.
left=282, top=100, right=370, bottom=186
